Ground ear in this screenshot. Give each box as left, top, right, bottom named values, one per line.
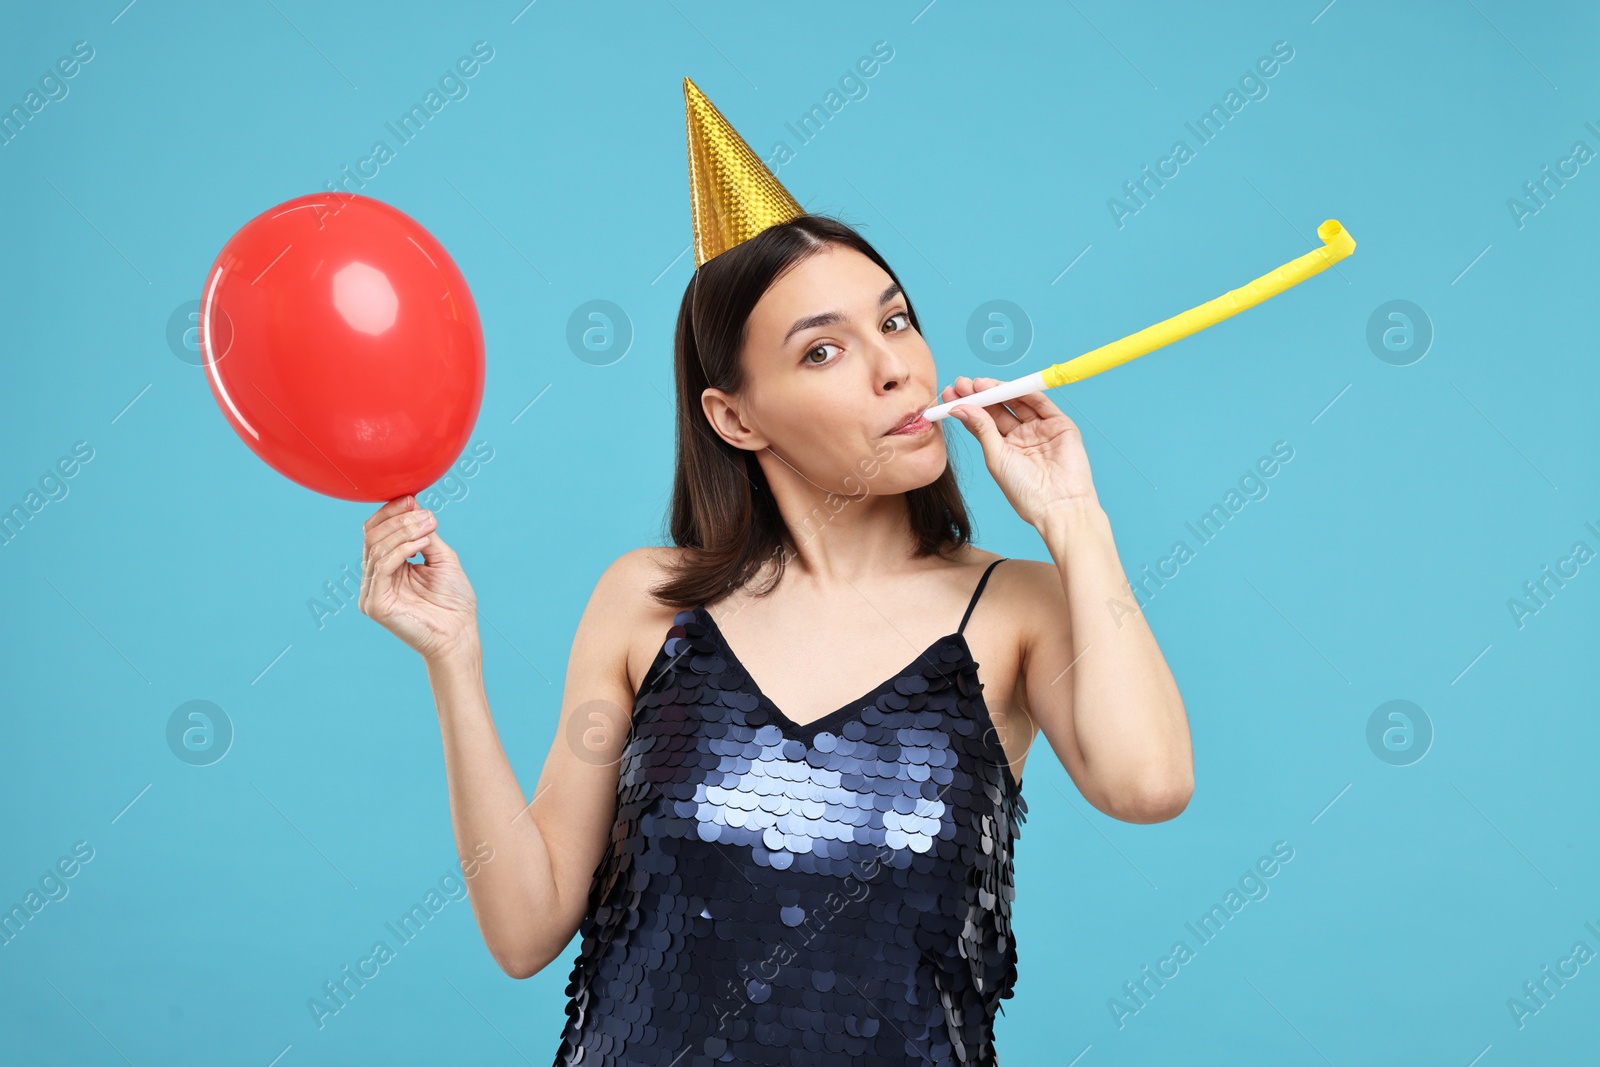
left=701, top=387, right=768, bottom=450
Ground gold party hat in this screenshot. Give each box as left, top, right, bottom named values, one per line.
left=685, top=77, right=804, bottom=268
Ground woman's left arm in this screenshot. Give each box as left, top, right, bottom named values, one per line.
left=1027, top=501, right=1193, bottom=822
left=942, top=376, right=1194, bottom=824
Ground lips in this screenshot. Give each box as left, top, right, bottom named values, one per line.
left=887, top=414, right=932, bottom=436
left=884, top=402, right=935, bottom=436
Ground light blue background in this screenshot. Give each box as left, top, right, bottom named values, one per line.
left=3, top=1, right=1597, bottom=1063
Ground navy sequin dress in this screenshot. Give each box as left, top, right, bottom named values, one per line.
left=553, top=558, right=1027, bottom=1066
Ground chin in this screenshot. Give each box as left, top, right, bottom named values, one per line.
left=871, top=439, right=948, bottom=493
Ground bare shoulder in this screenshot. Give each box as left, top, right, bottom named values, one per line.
left=953, top=552, right=1056, bottom=782
left=942, top=549, right=1042, bottom=667
left=955, top=551, right=1055, bottom=630
left=988, top=557, right=1061, bottom=606
left=590, top=545, right=691, bottom=697
left=965, top=555, right=1072, bottom=697
left=987, top=556, right=1066, bottom=652
left=593, top=545, right=683, bottom=598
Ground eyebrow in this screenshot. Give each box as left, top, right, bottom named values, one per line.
left=782, top=282, right=904, bottom=346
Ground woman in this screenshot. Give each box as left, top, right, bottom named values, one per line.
left=359, top=83, right=1191, bottom=1066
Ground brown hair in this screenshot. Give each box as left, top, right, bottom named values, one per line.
left=648, top=214, right=973, bottom=609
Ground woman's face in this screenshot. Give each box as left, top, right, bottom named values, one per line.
left=703, top=243, right=947, bottom=497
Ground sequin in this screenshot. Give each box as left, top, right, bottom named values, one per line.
left=553, top=558, right=1027, bottom=1066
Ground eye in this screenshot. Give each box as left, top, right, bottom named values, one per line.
left=883, top=310, right=912, bottom=333
left=802, top=342, right=842, bottom=367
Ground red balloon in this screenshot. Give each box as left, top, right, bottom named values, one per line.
left=199, top=193, right=484, bottom=502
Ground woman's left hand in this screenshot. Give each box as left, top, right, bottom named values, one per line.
left=942, top=376, right=1099, bottom=526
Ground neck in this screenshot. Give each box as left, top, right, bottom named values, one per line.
left=753, top=444, right=922, bottom=588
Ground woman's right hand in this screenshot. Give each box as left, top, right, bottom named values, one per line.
left=359, top=495, right=479, bottom=664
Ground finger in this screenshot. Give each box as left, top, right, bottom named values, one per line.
left=946, top=376, right=1023, bottom=433
left=950, top=398, right=1000, bottom=448
left=945, top=376, right=992, bottom=403
left=370, top=509, right=436, bottom=563
left=969, top=377, right=1023, bottom=434
left=368, top=505, right=435, bottom=555
left=384, top=533, right=432, bottom=571
left=364, top=494, right=419, bottom=535
left=420, top=528, right=460, bottom=566
left=364, top=515, right=435, bottom=596
left=977, top=377, right=1045, bottom=423
left=360, top=532, right=433, bottom=615
left=983, top=380, right=1041, bottom=422
left=1005, top=389, right=1072, bottom=425
left=942, top=377, right=983, bottom=409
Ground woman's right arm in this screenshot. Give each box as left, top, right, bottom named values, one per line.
left=360, top=496, right=645, bottom=978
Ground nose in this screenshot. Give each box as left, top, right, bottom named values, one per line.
left=872, top=334, right=913, bottom=393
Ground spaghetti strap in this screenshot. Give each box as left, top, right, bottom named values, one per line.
left=958, top=558, right=1007, bottom=635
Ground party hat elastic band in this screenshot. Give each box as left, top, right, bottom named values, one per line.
left=922, top=219, right=1357, bottom=421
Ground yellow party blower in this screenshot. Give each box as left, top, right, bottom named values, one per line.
left=923, top=219, right=1356, bottom=421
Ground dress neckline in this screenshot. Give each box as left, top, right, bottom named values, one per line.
left=693, top=604, right=1023, bottom=794
left=694, top=603, right=965, bottom=742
